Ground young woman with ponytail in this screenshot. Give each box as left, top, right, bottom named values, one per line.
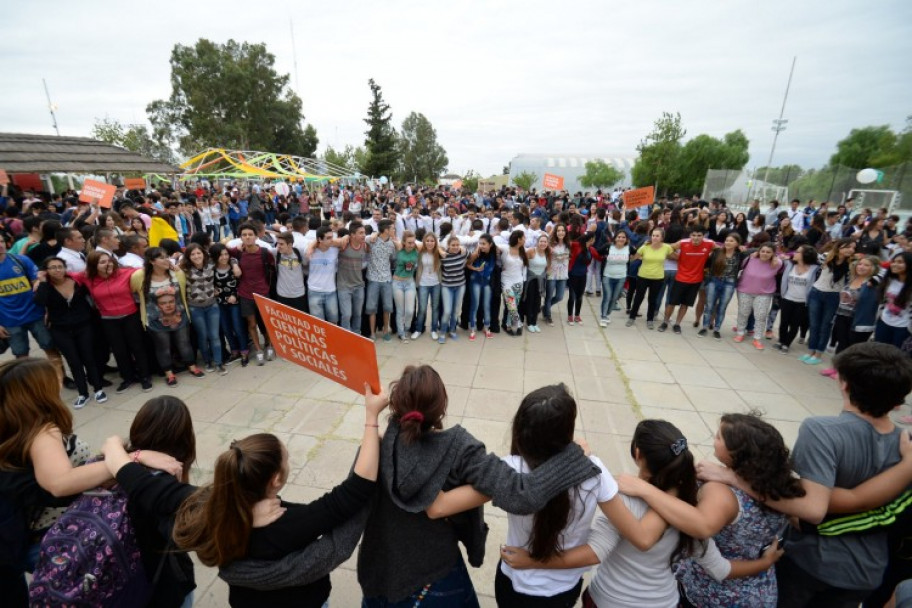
left=171, top=384, right=389, bottom=607
left=618, top=413, right=804, bottom=607
left=358, top=368, right=600, bottom=607
left=500, top=419, right=782, bottom=608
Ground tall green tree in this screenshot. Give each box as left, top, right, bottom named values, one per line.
left=754, top=164, right=804, bottom=186
left=397, top=112, right=448, bottom=184
left=579, top=159, right=624, bottom=190
left=462, top=170, right=480, bottom=193
left=300, top=124, right=319, bottom=159
left=830, top=124, right=912, bottom=168
left=675, top=130, right=750, bottom=194
left=91, top=117, right=176, bottom=165
left=631, top=112, right=686, bottom=194
left=146, top=39, right=317, bottom=157
left=512, top=171, right=538, bottom=191
left=362, top=79, right=399, bottom=178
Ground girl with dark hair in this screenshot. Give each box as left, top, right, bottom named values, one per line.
left=734, top=244, right=782, bottom=350
left=500, top=419, right=779, bottom=608
left=181, top=243, right=225, bottom=374
left=497, top=230, right=529, bottom=336
left=172, top=385, right=388, bottom=607
left=804, top=239, right=856, bottom=364
left=34, top=257, right=106, bottom=408
left=543, top=224, right=570, bottom=326
left=210, top=243, right=246, bottom=364
left=731, top=212, right=750, bottom=244
left=620, top=413, right=804, bottom=607
left=698, top=233, right=743, bottom=339
left=774, top=245, right=819, bottom=354
left=131, top=247, right=204, bottom=386
left=467, top=233, right=496, bottom=340
left=600, top=231, right=634, bottom=326
left=874, top=251, right=912, bottom=348
left=359, top=367, right=600, bottom=607
left=566, top=230, right=601, bottom=325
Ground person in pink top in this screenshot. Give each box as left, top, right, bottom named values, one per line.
left=733, top=243, right=782, bottom=350
left=73, top=251, right=152, bottom=393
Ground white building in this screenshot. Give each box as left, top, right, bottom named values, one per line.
left=508, top=153, right=636, bottom=193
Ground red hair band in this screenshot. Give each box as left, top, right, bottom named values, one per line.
left=400, top=411, right=425, bottom=424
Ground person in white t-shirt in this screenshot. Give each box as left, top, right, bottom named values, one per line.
left=499, top=419, right=784, bottom=608
left=426, top=384, right=676, bottom=607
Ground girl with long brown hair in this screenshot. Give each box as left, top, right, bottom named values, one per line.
left=173, top=385, right=388, bottom=607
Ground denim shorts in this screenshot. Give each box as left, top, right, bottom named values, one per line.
left=8, top=318, right=54, bottom=356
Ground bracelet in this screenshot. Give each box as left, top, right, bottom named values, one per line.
left=365, top=423, right=379, bottom=428
left=131, top=449, right=142, bottom=464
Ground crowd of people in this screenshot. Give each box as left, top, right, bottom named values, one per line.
left=1, top=180, right=912, bottom=607
left=0, top=343, right=910, bottom=608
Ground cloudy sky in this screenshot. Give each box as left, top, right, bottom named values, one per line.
left=3, top=0, right=910, bottom=177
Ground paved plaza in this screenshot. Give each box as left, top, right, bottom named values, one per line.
left=65, top=296, right=906, bottom=607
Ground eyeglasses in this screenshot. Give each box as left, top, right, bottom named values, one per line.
left=46, top=265, right=65, bottom=271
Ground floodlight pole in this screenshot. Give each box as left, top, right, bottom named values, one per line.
left=43, top=78, right=60, bottom=136
left=762, top=56, right=796, bottom=201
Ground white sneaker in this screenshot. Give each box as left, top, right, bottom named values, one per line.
left=256, top=352, right=265, bottom=366
left=599, top=319, right=608, bottom=327
left=265, top=345, right=276, bottom=361
left=411, top=331, right=421, bottom=340
left=431, top=331, right=439, bottom=340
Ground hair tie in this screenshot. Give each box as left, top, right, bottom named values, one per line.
left=401, top=411, right=425, bottom=424
left=670, top=438, right=688, bottom=456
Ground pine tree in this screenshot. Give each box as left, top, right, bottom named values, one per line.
left=362, top=79, right=399, bottom=178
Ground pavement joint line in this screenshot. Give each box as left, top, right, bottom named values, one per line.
left=586, top=297, right=643, bottom=420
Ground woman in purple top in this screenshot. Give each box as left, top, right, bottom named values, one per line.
left=733, top=244, right=782, bottom=350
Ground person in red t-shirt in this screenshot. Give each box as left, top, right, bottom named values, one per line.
left=658, top=227, right=718, bottom=334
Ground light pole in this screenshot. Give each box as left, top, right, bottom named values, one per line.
left=762, top=56, right=797, bottom=202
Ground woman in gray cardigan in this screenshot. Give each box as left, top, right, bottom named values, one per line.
left=357, top=364, right=600, bottom=607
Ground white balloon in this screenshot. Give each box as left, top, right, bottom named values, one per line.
left=856, top=168, right=878, bottom=184
left=275, top=182, right=290, bottom=196
left=379, top=176, right=388, bottom=185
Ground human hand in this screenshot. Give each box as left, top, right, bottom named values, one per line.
left=138, top=450, right=183, bottom=478
left=0, top=326, right=9, bottom=339
left=574, top=437, right=591, bottom=457
left=251, top=497, right=286, bottom=528
left=760, top=538, right=785, bottom=565
left=500, top=546, right=536, bottom=569
left=617, top=473, right=653, bottom=498
left=696, top=460, right=738, bottom=485
left=101, top=435, right=127, bottom=459
left=364, top=383, right=389, bottom=419
left=36, top=270, right=48, bottom=282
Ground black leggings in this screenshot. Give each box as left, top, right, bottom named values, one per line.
left=625, top=276, right=636, bottom=311
left=567, top=275, right=586, bottom=317
left=831, top=315, right=873, bottom=354
left=495, top=562, right=582, bottom=608
left=778, top=298, right=807, bottom=347
left=149, top=325, right=195, bottom=372
left=51, top=324, right=103, bottom=396
left=522, top=276, right=544, bottom=325
left=102, top=313, right=149, bottom=382
left=629, top=277, right=663, bottom=321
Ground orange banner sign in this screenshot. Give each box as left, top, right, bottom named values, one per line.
left=623, top=186, right=656, bottom=209
left=124, top=178, right=146, bottom=190
left=0, top=170, right=9, bottom=186
left=542, top=173, right=564, bottom=191
left=254, top=294, right=380, bottom=394
left=79, top=179, right=116, bottom=208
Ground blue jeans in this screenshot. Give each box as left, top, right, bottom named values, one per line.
left=365, top=280, right=393, bottom=315
left=469, top=281, right=492, bottom=330
left=308, top=290, right=339, bottom=324
left=219, top=302, right=247, bottom=353
left=874, top=319, right=911, bottom=348
left=807, top=288, right=839, bottom=353
left=362, top=558, right=479, bottom=608
left=544, top=278, right=567, bottom=320
left=441, top=284, right=466, bottom=334
left=415, top=283, right=441, bottom=334
left=600, top=276, right=626, bottom=318
left=656, top=268, right=677, bottom=309
left=338, top=284, right=365, bottom=333
left=7, top=317, right=54, bottom=356
left=703, top=277, right=736, bottom=330
left=392, top=279, right=416, bottom=337
left=190, top=303, right=223, bottom=365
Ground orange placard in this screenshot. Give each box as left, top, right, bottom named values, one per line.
left=124, top=178, right=146, bottom=190
left=79, top=179, right=117, bottom=208
left=0, top=170, right=9, bottom=186
left=623, top=186, right=656, bottom=209
left=254, top=294, right=380, bottom=394
left=542, top=173, right=564, bottom=191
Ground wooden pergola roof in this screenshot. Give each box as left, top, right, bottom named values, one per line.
left=0, top=132, right=176, bottom=174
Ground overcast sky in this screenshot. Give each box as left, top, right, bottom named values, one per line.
left=3, top=0, right=910, bottom=177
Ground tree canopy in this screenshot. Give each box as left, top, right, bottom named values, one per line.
left=632, top=112, right=686, bottom=194
left=830, top=121, right=912, bottom=168
left=146, top=39, right=317, bottom=157
left=91, top=117, right=176, bottom=166
left=362, top=79, right=399, bottom=178
left=397, top=112, right=448, bottom=184
left=513, top=171, right=538, bottom=191
left=579, top=159, right=624, bottom=190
